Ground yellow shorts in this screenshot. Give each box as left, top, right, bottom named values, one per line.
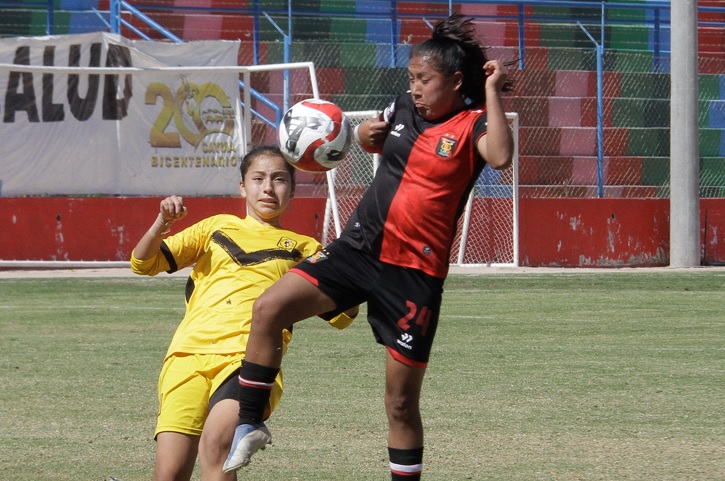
left=155, top=352, right=284, bottom=438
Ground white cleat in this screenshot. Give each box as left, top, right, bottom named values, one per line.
left=223, top=423, right=272, bottom=473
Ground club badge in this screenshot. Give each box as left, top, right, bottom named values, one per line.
left=278, top=237, right=298, bottom=251
left=436, top=134, right=457, bottom=158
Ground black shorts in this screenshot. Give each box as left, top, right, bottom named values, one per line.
left=291, top=240, right=444, bottom=367
left=209, top=369, right=239, bottom=411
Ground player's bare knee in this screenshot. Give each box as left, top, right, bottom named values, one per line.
left=198, top=431, right=230, bottom=466
left=385, top=395, right=420, bottom=424
left=251, top=293, right=286, bottom=330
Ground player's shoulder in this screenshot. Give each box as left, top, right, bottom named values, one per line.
left=192, top=213, right=243, bottom=231
left=173, top=214, right=242, bottom=239
left=273, top=229, right=321, bottom=259
left=465, top=102, right=487, bottom=117
left=277, top=228, right=320, bottom=247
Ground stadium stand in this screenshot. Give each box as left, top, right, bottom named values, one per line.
left=1, top=0, right=724, bottom=199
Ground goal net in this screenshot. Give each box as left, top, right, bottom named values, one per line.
left=321, top=111, right=520, bottom=267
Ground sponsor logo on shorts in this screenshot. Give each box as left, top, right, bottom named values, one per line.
left=397, top=332, right=414, bottom=350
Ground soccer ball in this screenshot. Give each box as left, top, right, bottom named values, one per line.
left=277, top=99, right=352, bottom=172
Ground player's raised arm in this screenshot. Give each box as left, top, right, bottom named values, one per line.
left=132, top=195, right=188, bottom=261
left=477, top=60, right=513, bottom=170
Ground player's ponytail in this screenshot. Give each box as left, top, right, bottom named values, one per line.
left=412, top=13, right=513, bottom=105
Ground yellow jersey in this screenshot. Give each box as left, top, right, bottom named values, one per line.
left=131, top=214, right=322, bottom=358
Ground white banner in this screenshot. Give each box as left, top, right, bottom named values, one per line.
left=0, top=33, right=243, bottom=196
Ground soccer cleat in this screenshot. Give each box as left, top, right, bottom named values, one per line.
left=222, top=422, right=272, bottom=473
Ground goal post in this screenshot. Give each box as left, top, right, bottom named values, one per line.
left=0, top=42, right=327, bottom=267
left=325, top=111, right=520, bottom=267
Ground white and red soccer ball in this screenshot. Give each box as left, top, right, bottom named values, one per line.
left=277, top=99, right=352, bottom=172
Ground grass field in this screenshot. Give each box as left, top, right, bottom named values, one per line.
left=0, top=271, right=723, bottom=480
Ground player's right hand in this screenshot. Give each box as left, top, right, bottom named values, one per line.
left=159, top=195, right=188, bottom=223
left=366, top=119, right=392, bottom=146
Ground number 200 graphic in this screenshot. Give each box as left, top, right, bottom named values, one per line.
left=145, top=79, right=236, bottom=149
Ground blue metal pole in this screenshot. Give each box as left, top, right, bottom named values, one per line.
left=253, top=0, right=260, bottom=64
left=653, top=7, right=661, bottom=72
left=262, top=11, right=290, bottom=121
left=518, top=3, right=525, bottom=70
left=597, top=2, right=605, bottom=198
left=596, top=43, right=604, bottom=198
left=46, top=0, right=54, bottom=35
left=575, top=10, right=605, bottom=197
left=391, top=0, right=398, bottom=68
left=285, top=0, right=291, bottom=114
left=110, top=0, right=119, bottom=34
left=122, top=1, right=183, bottom=42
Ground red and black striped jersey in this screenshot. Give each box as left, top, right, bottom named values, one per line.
left=340, top=93, right=488, bottom=278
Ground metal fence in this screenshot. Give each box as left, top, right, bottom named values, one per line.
left=2, top=1, right=725, bottom=199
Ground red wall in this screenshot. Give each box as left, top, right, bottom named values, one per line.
left=518, top=198, right=725, bottom=266
left=0, top=197, right=327, bottom=262
left=1, top=197, right=724, bottom=266
left=519, top=198, right=669, bottom=267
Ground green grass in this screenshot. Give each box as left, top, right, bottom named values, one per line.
left=1, top=272, right=724, bottom=480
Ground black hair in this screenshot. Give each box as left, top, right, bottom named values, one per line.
left=411, top=13, right=513, bottom=105
left=240, top=145, right=296, bottom=189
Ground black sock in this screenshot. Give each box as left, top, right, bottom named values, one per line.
left=237, top=359, right=279, bottom=425
left=389, top=446, right=424, bottom=480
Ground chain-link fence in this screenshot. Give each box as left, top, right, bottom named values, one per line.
left=242, top=34, right=724, bottom=200
left=2, top=2, right=725, bottom=199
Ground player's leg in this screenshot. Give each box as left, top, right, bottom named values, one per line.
left=224, top=272, right=337, bottom=472
left=225, top=244, right=371, bottom=472
left=385, top=351, right=426, bottom=481
left=237, top=270, right=335, bottom=422
left=247, top=270, right=337, bottom=368
left=153, top=354, right=210, bottom=481
left=371, top=265, right=443, bottom=480
left=198, top=398, right=238, bottom=481
left=153, top=432, right=198, bottom=481
left=207, top=361, right=282, bottom=478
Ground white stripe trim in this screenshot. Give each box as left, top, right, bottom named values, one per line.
left=238, top=375, right=275, bottom=388
left=389, top=462, right=423, bottom=474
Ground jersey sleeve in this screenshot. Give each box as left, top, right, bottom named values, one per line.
left=130, top=216, right=222, bottom=275
left=381, top=98, right=397, bottom=123
left=473, top=110, right=488, bottom=145
left=130, top=248, right=170, bottom=275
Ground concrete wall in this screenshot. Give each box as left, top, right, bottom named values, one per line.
left=1, top=197, right=724, bottom=266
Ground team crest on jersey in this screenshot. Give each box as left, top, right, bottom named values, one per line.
left=436, top=134, right=458, bottom=158
left=278, top=237, right=298, bottom=251
left=306, top=249, right=328, bottom=264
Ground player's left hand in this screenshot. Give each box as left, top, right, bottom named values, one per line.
left=483, top=60, right=508, bottom=92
